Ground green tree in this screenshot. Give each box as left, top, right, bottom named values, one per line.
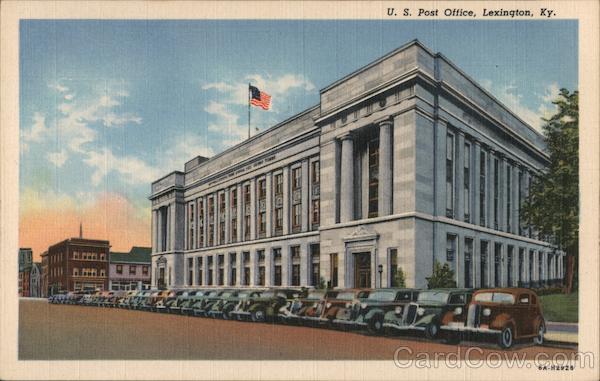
left=392, top=267, right=407, bottom=288
left=521, top=89, right=578, bottom=293
left=426, top=261, right=456, bottom=289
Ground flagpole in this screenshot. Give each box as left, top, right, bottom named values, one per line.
left=248, top=83, right=251, bottom=139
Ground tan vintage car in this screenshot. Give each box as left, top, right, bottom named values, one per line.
left=441, top=288, right=546, bottom=349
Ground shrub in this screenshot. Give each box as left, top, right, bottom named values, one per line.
left=426, top=261, right=457, bottom=289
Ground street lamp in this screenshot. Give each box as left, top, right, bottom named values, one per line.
left=378, top=264, right=383, bottom=288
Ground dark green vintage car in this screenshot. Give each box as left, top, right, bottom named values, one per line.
left=190, top=289, right=230, bottom=317
left=207, top=289, right=263, bottom=319
left=342, top=288, right=420, bottom=334
left=382, top=288, right=473, bottom=339
left=230, top=288, right=307, bottom=323
left=179, top=290, right=209, bottom=315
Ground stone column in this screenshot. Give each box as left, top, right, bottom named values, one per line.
left=301, top=160, right=309, bottom=232
left=202, top=256, right=209, bottom=286
left=339, top=133, right=354, bottom=222
left=473, top=142, right=482, bottom=226
left=378, top=119, right=393, bottom=216
left=523, top=169, right=531, bottom=237
left=456, top=131, right=465, bottom=221
left=266, top=173, right=272, bottom=238
left=224, top=188, right=230, bottom=244
left=250, top=178, right=257, bottom=240
left=152, top=210, right=159, bottom=252
left=300, top=244, right=309, bottom=286
left=202, top=195, right=208, bottom=248
left=224, top=254, right=230, bottom=286
left=249, top=250, right=257, bottom=286
left=487, top=150, right=495, bottom=229
left=236, top=184, right=243, bottom=242
left=511, top=164, right=519, bottom=235
left=282, top=167, right=290, bottom=235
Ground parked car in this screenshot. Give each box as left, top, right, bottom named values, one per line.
left=179, top=290, right=209, bottom=315
left=441, top=288, right=546, bottom=349
left=105, top=290, right=127, bottom=307
left=346, top=288, right=420, bottom=334
left=48, top=292, right=66, bottom=304
left=210, top=289, right=264, bottom=320
left=206, top=289, right=246, bottom=318
left=278, top=289, right=338, bottom=325
left=166, top=289, right=198, bottom=314
left=190, top=289, right=231, bottom=317
left=131, top=290, right=154, bottom=310
left=231, top=288, right=307, bottom=322
left=321, top=289, right=371, bottom=328
left=146, top=290, right=170, bottom=311
left=117, top=290, right=139, bottom=308
left=80, top=291, right=101, bottom=306
left=155, top=289, right=186, bottom=313
left=383, top=288, right=473, bottom=339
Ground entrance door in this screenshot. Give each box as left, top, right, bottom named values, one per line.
left=354, top=252, right=371, bottom=288
left=158, top=267, right=165, bottom=289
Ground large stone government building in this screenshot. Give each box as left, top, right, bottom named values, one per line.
left=150, top=40, right=564, bottom=290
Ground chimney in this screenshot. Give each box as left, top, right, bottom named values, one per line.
left=79, top=222, right=83, bottom=239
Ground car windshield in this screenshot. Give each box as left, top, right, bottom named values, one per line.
left=336, top=292, right=356, bottom=300
left=474, top=292, right=515, bottom=304
left=367, top=290, right=397, bottom=301
left=220, top=292, right=232, bottom=298
left=306, top=291, right=325, bottom=300
left=261, top=291, right=275, bottom=298
left=417, top=291, right=450, bottom=303
left=237, top=292, right=250, bottom=298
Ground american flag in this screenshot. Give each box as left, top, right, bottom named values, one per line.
left=249, top=85, right=271, bottom=110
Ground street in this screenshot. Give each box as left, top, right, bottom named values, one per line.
left=19, top=299, right=576, bottom=360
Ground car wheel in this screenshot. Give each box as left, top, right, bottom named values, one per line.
left=251, top=309, right=266, bottom=323
left=498, top=326, right=514, bottom=349
left=444, top=332, right=461, bottom=345
left=424, top=321, right=440, bottom=339
left=367, top=315, right=384, bottom=335
left=533, top=321, right=545, bottom=345
left=222, top=308, right=232, bottom=320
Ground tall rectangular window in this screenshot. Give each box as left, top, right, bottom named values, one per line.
left=506, top=165, right=512, bottom=232
left=244, top=215, right=251, bottom=240
left=464, top=142, right=471, bottom=222
left=242, top=252, right=250, bottom=286
left=218, top=255, right=224, bottom=286
left=311, top=161, right=320, bottom=184
left=291, top=246, right=301, bottom=286
left=198, top=199, right=204, bottom=247
left=257, top=250, right=265, bottom=286
left=311, top=199, right=320, bottom=226
left=446, top=133, right=455, bottom=218
left=310, top=244, right=320, bottom=287
left=518, top=248, right=524, bottom=285
left=230, top=190, right=237, bottom=243
left=275, top=173, right=283, bottom=195
left=208, top=197, right=215, bottom=246
left=292, top=167, right=301, bottom=190
left=229, top=253, right=236, bottom=286
left=243, top=184, right=251, bottom=241
left=494, top=158, right=499, bottom=229
left=275, top=207, right=283, bottom=232
left=207, top=256, right=213, bottom=286
left=480, top=241, right=488, bottom=287
left=389, top=248, right=398, bottom=287
left=188, top=203, right=195, bottom=249
left=446, top=235, right=457, bottom=272
left=197, top=257, right=203, bottom=286
left=273, top=248, right=282, bottom=286
left=480, top=151, right=486, bottom=226
left=292, top=204, right=301, bottom=230
left=518, top=171, right=523, bottom=235
left=368, top=138, right=379, bottom=218
left=494, top=243, right=502, bottom=287
left=507, top=246, right=514, bottom=286
left=330, top=253, right=338, bottom=288
left=187, top=257, right=193, bottom=286
left=464, top=238, right=473, bottom=288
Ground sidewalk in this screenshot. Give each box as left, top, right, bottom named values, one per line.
left=545, top=321, right=578, bottom=344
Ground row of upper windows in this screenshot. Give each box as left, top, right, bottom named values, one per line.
left=72, top=268, right=106, bottom=277
left=183, top=160, right=320, bottom=250
left=72, top=251, right=106, bottom=261
left=115, top=264, right=149, bottom=275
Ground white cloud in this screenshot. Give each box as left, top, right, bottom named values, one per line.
left=22, top=112, right=49, bottom=144
left=64, top=93, right=74, bottom=101
left=47, top=149, right=68, bottom=167
left=49, top=83, right=69, bottom=93
left=84, top=147, right=161, bottom=186
left=480, top=79, right=563, bottom=132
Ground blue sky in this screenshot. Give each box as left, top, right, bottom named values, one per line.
left=19, top=20, right=577, bottom=252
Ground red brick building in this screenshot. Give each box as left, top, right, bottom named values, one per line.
left=46, top=238, right=110, bottom=295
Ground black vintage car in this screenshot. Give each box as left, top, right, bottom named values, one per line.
left=345, top=288, right=420, bottom=334
left=382, top=288, right=473, bottom=339
left=231, top=288, right=307, bottom=323
left=207, top=289, right=263, bottom=319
